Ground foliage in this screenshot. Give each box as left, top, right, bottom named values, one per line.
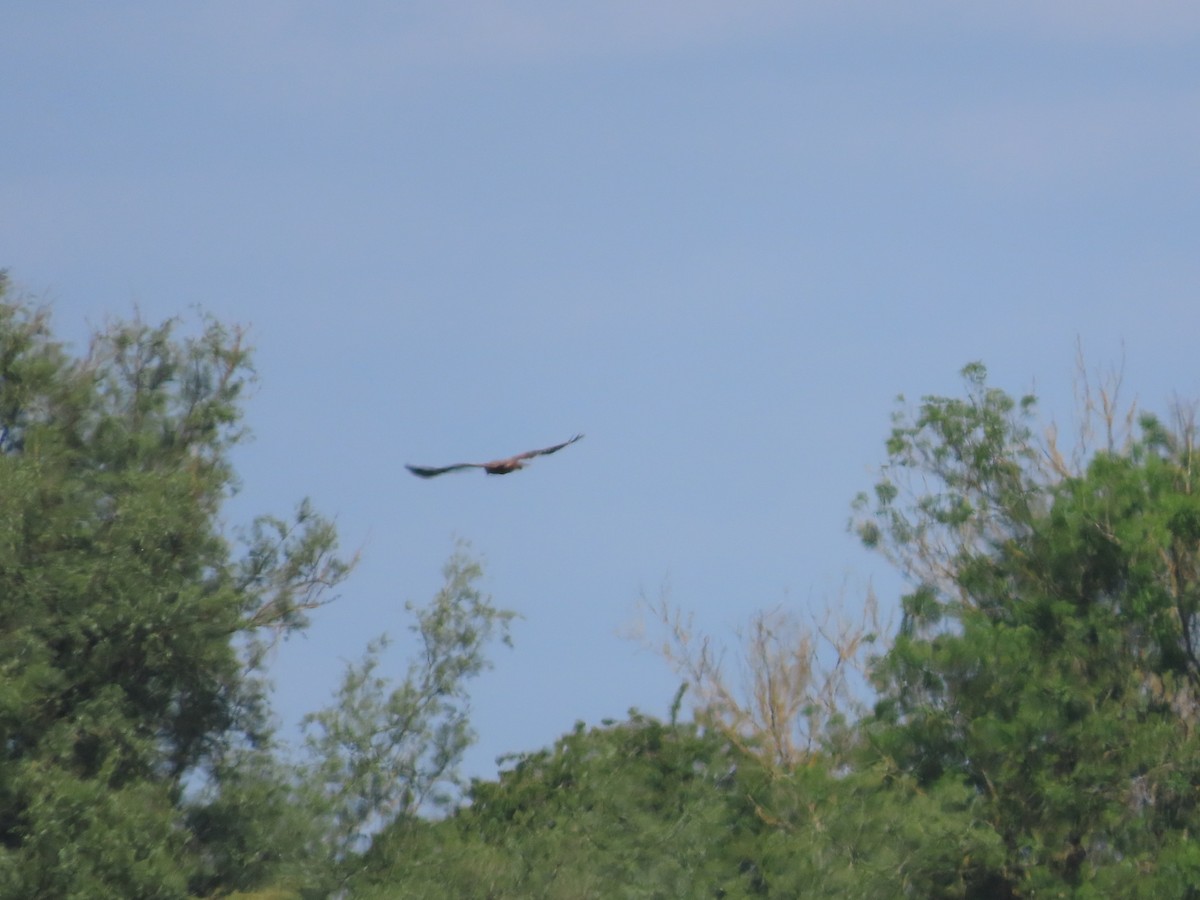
left=350, top=712, right=1011, bottom=899
left=297, top=546, right=516, bottom=885
left=9, top=269, right=1200, bottom=898
left=185, top=742, right=324, bottom=898
left=315, top=360, right=1200, bottom=898
left=0, top=277, right=352, bottom=897
left=852, top=360, right=1045, bottom=625
left=351, top=712, right=753, bottom=898
left=857, top=362, right=1200, bottom=895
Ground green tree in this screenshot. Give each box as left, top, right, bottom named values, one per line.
left=352, top=706, right=1006, bottom=899
left=0, top=276, right=351, bottom=897
left=297, top=546, right=516, bottom=890
left=856, top=363, right=1200, bottom=895
left=352, top=708, right=753, bottom=899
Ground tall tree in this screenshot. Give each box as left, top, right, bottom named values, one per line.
left=298, top=547, right=515, bottom=874
left=856, top=363, right=1200, bottom=895
left=0, top=275, right=351, bottom=897
left=185, top=547, right=517, bottom=899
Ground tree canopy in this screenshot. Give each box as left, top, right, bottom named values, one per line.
left=855, top=364, right=1200, bottom=894
left=0, top=278, right=515, bottom=897
left=5, top=272, right=1200, bottom=897
left=353, top=363, right=1200, bottom=898
left=0, top=276, right=358, bottom=896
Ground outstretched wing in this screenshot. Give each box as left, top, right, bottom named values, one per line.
left=404, top=462, right=483, bottom=478
left=406, top=434, right=583, bottom=478
left=511, top=433, right=585, bottom=462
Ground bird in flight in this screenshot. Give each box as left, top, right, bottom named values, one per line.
left=405, top=434, right=584, bottom=478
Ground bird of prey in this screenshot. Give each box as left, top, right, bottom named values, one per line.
left=405, top=434, right=584, bottom=478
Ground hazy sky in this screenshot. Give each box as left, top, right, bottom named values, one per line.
left=4, top=3, right=1199, bottom=781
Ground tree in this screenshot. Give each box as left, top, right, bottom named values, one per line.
left=856, top=362, right=1200, bottom=895
left=351, top=705, right=1010, bottom=899
left=0, top=276, right=352, bottom=897
left=351, top=709, right=753, bottom=899
left=635, top=589, right=882, bottom=775
left=297, top=545, right=516, bottom=889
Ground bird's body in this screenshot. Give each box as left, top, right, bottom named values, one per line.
left=406, top=434, right=583, bottom=478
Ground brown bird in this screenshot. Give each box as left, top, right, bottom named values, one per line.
left=405, top=434, right=584, bottom=478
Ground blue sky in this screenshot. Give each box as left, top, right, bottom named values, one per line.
left=4, top=3, right=1199, bottom=782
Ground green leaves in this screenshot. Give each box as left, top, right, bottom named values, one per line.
left=353, top=714, right=748, bottom=899
left=298, top=546, right=516, bottom=866
left=854, top=365, right=1047, bottom=643
left=859, top=363, right=1200, bottom=893
left=5, top=767, right=190, bottom=900
left=0, top=283, right=355, bottom=896
left=236, top=499, right=355, bottom=668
